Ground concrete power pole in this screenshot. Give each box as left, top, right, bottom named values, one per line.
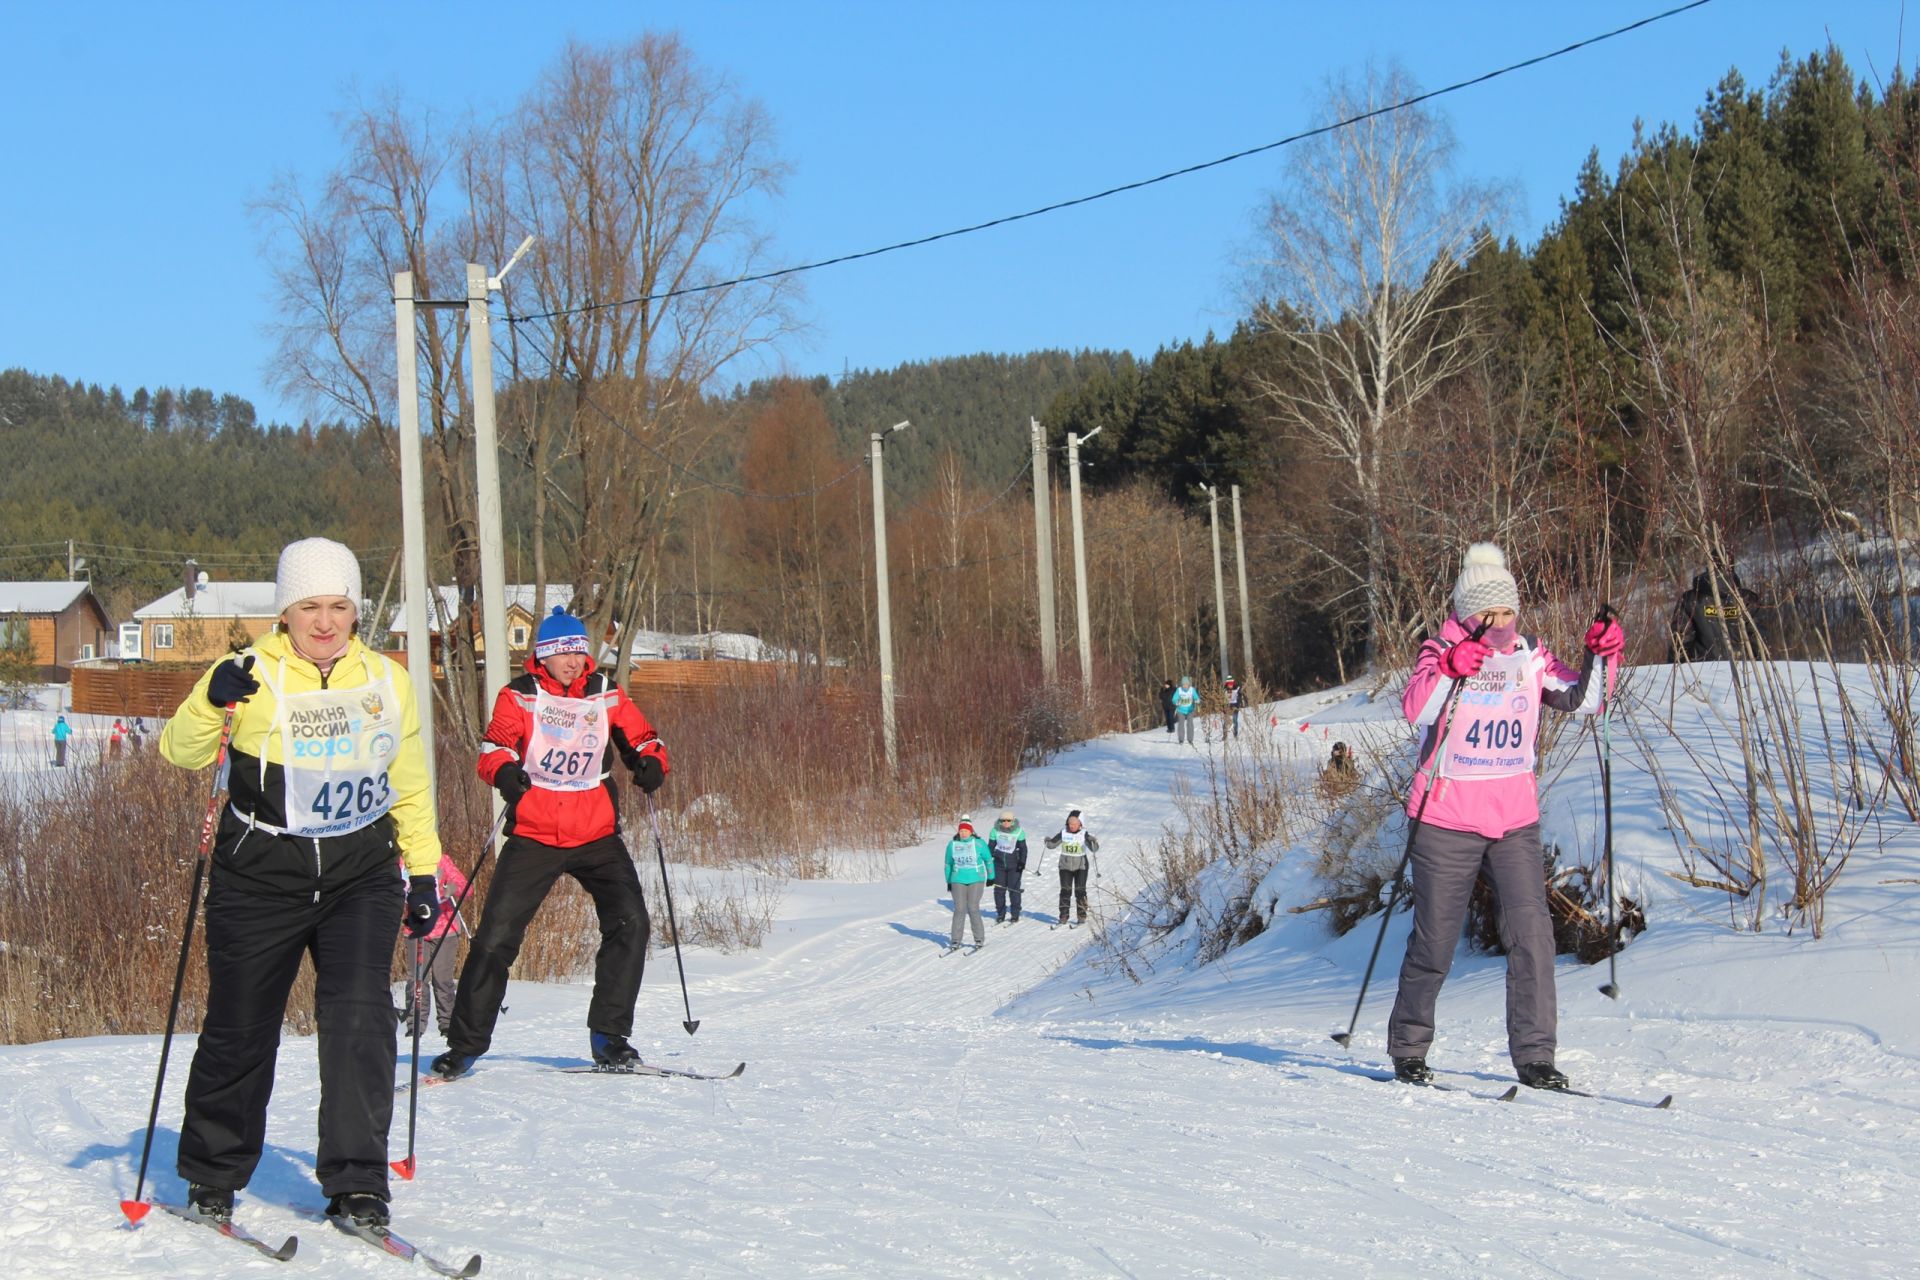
left=1231, top=484, right=1254, bottom=683
left=1031, top=417, right=1058, bottom=682
left=391, top=272, right=437, bottom=783
left=1207, top=484, right=1230, bottom=682
left=870, top=421, right=910, bottom=772
left=467, top=263, right=509, bottom=716
left=1067, top=426, right=1102, bottom=693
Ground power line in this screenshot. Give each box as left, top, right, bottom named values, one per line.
left=507, top=1, right=1713, bottom=327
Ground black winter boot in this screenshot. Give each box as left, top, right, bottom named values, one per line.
left=1516, top=1061, right=1570, bottom=1090
left=326, top=1192, right=390, bottom=1227
left=1393, top=1057, right=1436, bottom=1085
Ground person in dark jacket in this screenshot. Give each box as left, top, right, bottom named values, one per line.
left=1669, top=567, right=1760, bottom=662
left=1158, top=680, right=1177, bottom=735
left=433, top=607, right=668, bottom=1080
left=158, top=537, right=442, bottom=1229
left=1224, top=677, right=1243, bottom=739
left=987, top=810, right=1029, bottom=923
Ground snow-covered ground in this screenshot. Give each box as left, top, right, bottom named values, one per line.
left=1, top=671, right=1916, bottom=1277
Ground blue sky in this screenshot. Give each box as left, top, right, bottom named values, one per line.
left=2, top=1, right=1909, bottom=426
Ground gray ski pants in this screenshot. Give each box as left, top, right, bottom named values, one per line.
left=1176, top=712, right=1195, bottom=745
left=1386, top=821, right=1557, bottom=1068
left=950, top=881, right=987, bottom=945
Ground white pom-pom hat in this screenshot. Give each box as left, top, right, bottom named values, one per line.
left=274, top=537, right=362, bottom=617
left=1452, top=542, right=1520, bottom=621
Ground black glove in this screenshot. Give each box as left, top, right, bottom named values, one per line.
left=494, top=762, right=532, bottom=805
left=206, top=654, right=258, bottom=708
left=404, top=875, right=440, bottom=939
left=631, top=754, right=665, bottom=794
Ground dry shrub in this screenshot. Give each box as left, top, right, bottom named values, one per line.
left=1464, top=843, right=1647, bottom=964
left=1112, top=721, right=1306, bottom=971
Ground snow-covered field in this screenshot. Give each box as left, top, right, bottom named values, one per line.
left=1, top=670, right=1916, bottom=1277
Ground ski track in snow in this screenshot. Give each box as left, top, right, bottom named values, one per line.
left=1, top=692, right=1916, bottom=1277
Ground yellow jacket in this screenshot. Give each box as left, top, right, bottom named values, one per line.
left=162, top=631, right=442, bottom=877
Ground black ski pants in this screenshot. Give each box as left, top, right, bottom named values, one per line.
left=177, top=862, right=400, bottom=1198
left=1058, top=865, right=1089, bottom=921
left=446, top=833, right=648, bottom=1057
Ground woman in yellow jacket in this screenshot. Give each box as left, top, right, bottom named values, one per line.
left=160, top=538, right=443, bottom=1229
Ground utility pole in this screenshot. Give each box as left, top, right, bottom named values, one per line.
left=870, top=421, right=910, bottom=772
left=67, top=540, right=75, bottom=582
left=1207, top=484, right=1230, bottom=682
left=467, top=263, right=509, bottom=716
left=1031, top=417, right=1058, bottom=682
left=392, top=272, right=437, bottom=782
left=1232, top=484, right=1254, bottom=683
left=1067, top=426, right=1102, bottom=693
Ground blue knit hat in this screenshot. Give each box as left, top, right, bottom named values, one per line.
left=534, top=606, right=590, bottom=659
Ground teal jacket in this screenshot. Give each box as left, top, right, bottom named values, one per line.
left=1172, top=683, right=1198, bottom=714
left=944, top=835, right=995, bottom=886
left=51, top=718, right=71, bottom=742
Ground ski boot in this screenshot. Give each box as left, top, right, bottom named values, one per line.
left=1516, top=1061, right=1570, bottom=1091
left=590, top=1031, right=642, bottom=1071
left=429, top=1049, right=476, bottom=1080
left=1393, top=1057, right=1436, bottom=1085
left=326, top=1192, right=391, bottom=1228
left=185, top=1183, right=234, bottom=1224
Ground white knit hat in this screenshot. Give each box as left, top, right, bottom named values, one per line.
left=1452, top=542, right=1520, bottom=620
left=274, top=538, right=362, bottom=616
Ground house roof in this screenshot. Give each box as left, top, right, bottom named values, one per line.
left=135, top=582, right=284, bottom=619
left=0, top=581, right=95, bottom=615
left=388, top=584, right=576, bottom=634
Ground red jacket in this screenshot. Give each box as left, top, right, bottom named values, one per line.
left=476, top=656, right=668, bottom=849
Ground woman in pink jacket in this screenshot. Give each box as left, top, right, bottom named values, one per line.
left=1387, top=543, right=1623, bottom=1091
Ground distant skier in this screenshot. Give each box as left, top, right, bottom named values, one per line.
left=1668, top=565, right=1760, bottom=662
left=1171, top=677, right=1198, bottom=745
left=1224, top=677, right=1242, bottom=739
left=1044, top=807, right=1099, bottom=926
left=1321, top=740, right=1359, bottom=800
left=944, top=815, right=994, bottom=949
left=1387, top=543, right=1621, bottom=1093
left=1158, top=679, right=1177, bottom=735
left=109, top=718, right=126, bottom=758
left=399, top=853, right=470, bottom=1038
left=987, top=810, right=1029, bottom=924
left=129, top=716, right=148, bottom=751
left=51, top=713, right=70, bottom=767
left=433, top=605, right=669, bottom=1080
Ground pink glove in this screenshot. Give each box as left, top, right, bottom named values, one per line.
left=1440, top=636, right=1490, bottom=679
left=1585, top=618, right=1626, bottom=658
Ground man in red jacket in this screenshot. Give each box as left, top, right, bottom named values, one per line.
left=431, top=607, right=668, bottom=1078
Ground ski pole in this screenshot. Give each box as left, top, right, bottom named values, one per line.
left=645, top=793, right=700, bottom=1035
left=391, top=805, right=506, bottom=1179
left=1592, top=604, right=1622, bottom=1000
left=393, top=938, right=427, bottom=1180
left=1332, top=617, right=1490, bottom=1050
left=122, top=705, right=236, bottom=1224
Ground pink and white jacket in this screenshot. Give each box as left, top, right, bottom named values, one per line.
left=1401, top=614, right=1613, bottom=839
left=426, top=854, right=469, bottom=940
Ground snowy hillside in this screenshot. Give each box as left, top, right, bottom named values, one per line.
left=1, top=670, right=1916, bottom=1277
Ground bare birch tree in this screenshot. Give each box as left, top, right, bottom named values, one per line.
left=496, top=34, right=797, bottom=684
left=260, top=33, right=795, bottom=738
left=1246, top=62, right=1505, bottom=663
